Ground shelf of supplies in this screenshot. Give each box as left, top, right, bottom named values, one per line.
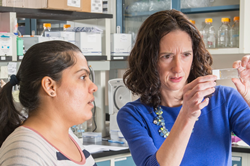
left=0, top=6, right=113, bottom=21
left=124, top=10, right=161, bottom=17
left=181, top=5, right=239, bottom=14
left=208, top=48, right=240, bottom=55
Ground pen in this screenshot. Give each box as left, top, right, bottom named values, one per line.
left=108, top=140, right=125, bottom=144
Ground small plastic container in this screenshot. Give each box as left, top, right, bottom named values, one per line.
left=82, top=132, right=102, bottom=144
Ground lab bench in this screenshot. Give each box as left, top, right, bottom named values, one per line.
left=87, top=142, right=250, bottom=166
left=83, top=140, right=136, bottom=166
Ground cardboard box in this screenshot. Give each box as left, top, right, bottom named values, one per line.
left=2, top=0, right=103, bottom=13
left=2, top=0, right=44, bottom=8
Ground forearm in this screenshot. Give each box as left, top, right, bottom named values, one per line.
left=156, top=111, right=196, bottom=166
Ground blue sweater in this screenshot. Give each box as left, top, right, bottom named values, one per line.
left=117, top=85, right=250, bottom=166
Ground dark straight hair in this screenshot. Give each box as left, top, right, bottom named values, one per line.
left=0, top=41, right=82, bottom=146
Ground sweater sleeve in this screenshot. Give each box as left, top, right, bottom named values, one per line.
left=225, top=87, right=250, bottom=145
left=117, top=104, right=160, bottom=166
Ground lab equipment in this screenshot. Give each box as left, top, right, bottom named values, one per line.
left=82, top=132, right=102, bottom=144
left=108, top=78, right=132, bottom=143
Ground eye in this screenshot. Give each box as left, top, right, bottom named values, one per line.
left=184, top=52, right=191, bottom=57
left=80, top=75, right=86, bottom=80
left=161, top=54, right=171, bottom=59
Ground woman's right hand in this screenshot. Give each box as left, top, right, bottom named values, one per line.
left=181, top=75, right=217, bottom=120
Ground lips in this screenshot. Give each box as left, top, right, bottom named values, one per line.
left=88, top=98, right=95, bottom=104
left=170, top=77, right=183, bottom=83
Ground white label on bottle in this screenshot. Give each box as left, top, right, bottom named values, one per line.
left=67, top=0, right=81, bottom=8
left=0, top=56, right=6, bottom=60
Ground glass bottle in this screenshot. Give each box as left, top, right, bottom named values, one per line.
left=63, top=24, right=71, bottom=31
left=40, top=23, right=51, bottom=37
left=217, top=18, right=231, bottom=48
left=189, top=20, right=195, bottom=25
left=230, top=16, right=239, bottom=48
left=201, top=18, right=216, bottom=48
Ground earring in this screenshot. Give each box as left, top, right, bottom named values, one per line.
left=50, top=92, right=55, bottom=97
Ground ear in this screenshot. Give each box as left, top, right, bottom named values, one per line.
left=41, top=76, right=57, bottom=97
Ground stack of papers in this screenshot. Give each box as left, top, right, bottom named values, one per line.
left=65, top=27, right=103, bottom=33
left=233, top=140, right=249, bottom=147
left=84, top=144, right=128, bottom=154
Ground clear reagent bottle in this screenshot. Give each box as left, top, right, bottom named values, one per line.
left=217, top=18, right=231, bottom=48
left=40, top=23, right=51, bottom=37
left=63, top=24, right=71, bottom=31
left=201, top=18, right=216, bottom=48
left=230, top=16, right=240, bottom=48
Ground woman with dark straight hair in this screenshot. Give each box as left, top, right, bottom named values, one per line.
left=0, top=41, right=98, bottom=166
left=118, top=9, right=250, bottom=166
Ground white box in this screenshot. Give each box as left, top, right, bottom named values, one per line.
left=75, top=32, right=102, bottom=56
left=45, top=31, right=75, bottom=44
left=111, top=33, right=132, bottom=56
left=22, top=36, right=65, bottom=51
left=0, top=33, right=17, bottom=61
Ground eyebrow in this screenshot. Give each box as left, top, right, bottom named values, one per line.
left=75, top=68, right=90, bottom=75
left=159, top=50, right=193, bottom=55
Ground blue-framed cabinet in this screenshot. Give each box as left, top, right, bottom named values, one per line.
left=116, top=0, right=250, bottom=55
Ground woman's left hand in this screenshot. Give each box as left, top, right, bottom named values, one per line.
left=232, top=55, right=250, bottom=106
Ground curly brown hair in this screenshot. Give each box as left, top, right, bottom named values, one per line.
left=123, top=9, right=213, bottom=108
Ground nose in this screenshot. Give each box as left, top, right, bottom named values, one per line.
left=90, top=81, right=98, bottom=93
left=172, top=56, right=182, bottom=73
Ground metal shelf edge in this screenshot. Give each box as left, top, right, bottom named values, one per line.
left=0, top=6, right=113, bottom=21
left=181, top=5, right=239, bottom=14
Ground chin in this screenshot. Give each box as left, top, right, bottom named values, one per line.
left=85, top=112, right=93, bottom=121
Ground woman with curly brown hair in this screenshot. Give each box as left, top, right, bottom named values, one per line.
left=117, top=9, right=250, bottom=166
